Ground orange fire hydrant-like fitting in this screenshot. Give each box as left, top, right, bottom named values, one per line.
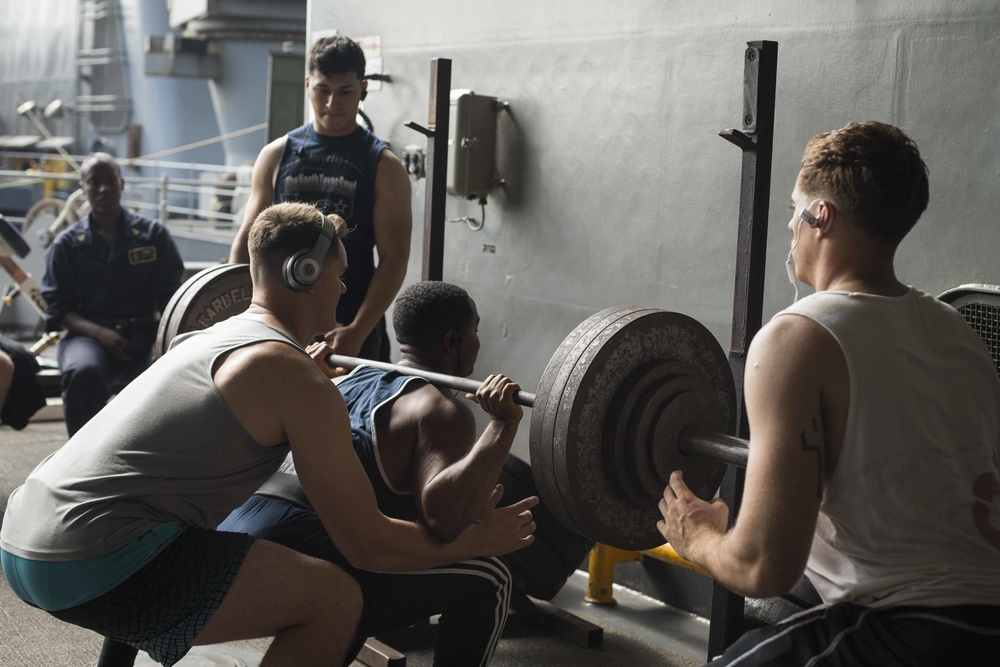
left=643, top=544, right=710, bottom=577
left=586, top=542, right=711, bottom=606
left=586, top=543, right=642, bottom=605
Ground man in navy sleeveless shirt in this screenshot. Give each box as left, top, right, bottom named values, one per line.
left=230, top=35, right=411, bottom=364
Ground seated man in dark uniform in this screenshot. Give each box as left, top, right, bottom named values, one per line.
left=220, top=281, right=526, bottom=666
left=40, top=153, right=184, bottom=435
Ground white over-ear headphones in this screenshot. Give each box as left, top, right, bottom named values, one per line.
left=282, top=212, right=335, bottom=291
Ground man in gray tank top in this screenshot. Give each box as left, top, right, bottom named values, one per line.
left=657, top=122, right=1000, bottom=665
left=1, top=202, right=537, bottom=667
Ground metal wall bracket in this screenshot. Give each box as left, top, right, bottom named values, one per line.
left=404, top=121, right=434, bottom=138
left=709, top=39, right=778, bottom=659
left=412, top=59, right=452, bottom=281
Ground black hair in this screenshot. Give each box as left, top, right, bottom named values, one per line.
left=308, top=35, right=366, bottom=80
left=79, top=152, right=121, bottom=180
left=393, top=282, right=474, bottom=350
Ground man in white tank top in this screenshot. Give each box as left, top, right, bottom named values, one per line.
left=658, top=121, right=1000, bottom=665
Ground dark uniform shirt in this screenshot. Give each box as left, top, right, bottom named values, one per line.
left=40, top=211, right=184, bottom=332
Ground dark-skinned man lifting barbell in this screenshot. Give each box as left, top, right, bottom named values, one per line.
left=219, top=280, right=529, bottom=666
left=1, top=203, right=537, bottom=667
left=658, top=121, right=1000, bottom=666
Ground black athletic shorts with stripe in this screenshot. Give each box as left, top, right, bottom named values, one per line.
left=219, top=494, right=511, bottom=667
left=709, top=601, right=1000, bottom=666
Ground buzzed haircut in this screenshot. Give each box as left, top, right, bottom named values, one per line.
left=249, top=202, right=347, bottom=279
left=79, top=152, right=121, bottom=180
left=798, top=121, right=929, bottom=244
left=393, top=282, right=475, bottom=351
left=308, top=35, right=366, bottom=80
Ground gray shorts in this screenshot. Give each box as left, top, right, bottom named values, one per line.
left=49, top=527, right=254, bottom=667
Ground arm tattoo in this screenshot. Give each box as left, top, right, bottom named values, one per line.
left=799, top=416, right=824, bottom=499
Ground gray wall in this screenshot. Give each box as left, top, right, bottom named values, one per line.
left=310, top=1, right=1000, bottom=459
left=0, top=1, right=225, bottom=163
left=120, top=0, right=225, bottom=165
left=0, top=2, right=78, bottom=140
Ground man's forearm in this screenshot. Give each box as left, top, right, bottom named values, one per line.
left=421, top=420, right=519, bottom=542
left=62, top=311, right=110, bottom=339
left=344, top=260, right=407, bottom=337
left=339, top=515, right=478, bottom=572
left=683, top=529, right=792, bottom=599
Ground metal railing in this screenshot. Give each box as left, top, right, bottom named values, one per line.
left=0, top=151, right=248, bottom=237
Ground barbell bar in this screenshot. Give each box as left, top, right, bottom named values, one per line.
left=326, top=354, right=538, bottom=407
left=326, top=354, right=750, bottom=469
left=681, top=428, right=750, bottom=468
left=155, top=265, right=750, bottom=550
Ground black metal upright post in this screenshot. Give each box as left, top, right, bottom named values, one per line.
left=409, top=58, right=452, bottom=281
left=708, top=39, right=778, bottom=659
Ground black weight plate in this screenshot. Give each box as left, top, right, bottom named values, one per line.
left=529, top=305, right=636, bottom=537
left=547, top=308, right=735, bottom=551
left=154, top=263, right=252, bottom=359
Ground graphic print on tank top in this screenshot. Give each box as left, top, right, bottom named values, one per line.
left=278, top=152, right=360, bottom=221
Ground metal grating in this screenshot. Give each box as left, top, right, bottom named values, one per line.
left=957, top=303, right=1000, bottom=373
left=939, top=284, right=1000, bottom=378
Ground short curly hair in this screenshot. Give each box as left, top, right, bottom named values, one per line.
left=308, top=35, right=366, bottom=80
left=798, top=121, right=929, bottom=244
left=79, top=152, right=121, bottom=181
left=393, top=282, right=474, bottom=350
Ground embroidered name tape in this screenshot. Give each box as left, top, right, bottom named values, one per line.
left=128, top=246, right=157, bottom=265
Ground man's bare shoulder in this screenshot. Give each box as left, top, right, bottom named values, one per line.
left=255, top=136, right=288, bottom=169
left=213, top=339, right=336, bottom=445
left=216, top=340, right=327, bottom=397
left=746, top=313, right=848, bottom=425
left=750, top=313, right=839, bottom=367
left=397, top=381, right=476, bottom=431
left=375, top=149, right=410, bottom=187
left=376, top=147, right=405, bottom=169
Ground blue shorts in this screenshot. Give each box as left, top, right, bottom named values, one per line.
left=2, top=522, right=184, bottom=611
left=6, top=526, right=254, bottom=667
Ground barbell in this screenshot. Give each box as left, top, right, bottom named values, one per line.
left=155, top=265, right=750, bottom=550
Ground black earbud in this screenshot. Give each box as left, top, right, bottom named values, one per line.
left=449, top=335, right=462, bottom=350
left=360, top=88, right=368, bottom=101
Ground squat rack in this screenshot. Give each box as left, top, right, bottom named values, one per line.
left=410, top=39, right=779, bottom=660
left=584, top=39, right=778, bottom=660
